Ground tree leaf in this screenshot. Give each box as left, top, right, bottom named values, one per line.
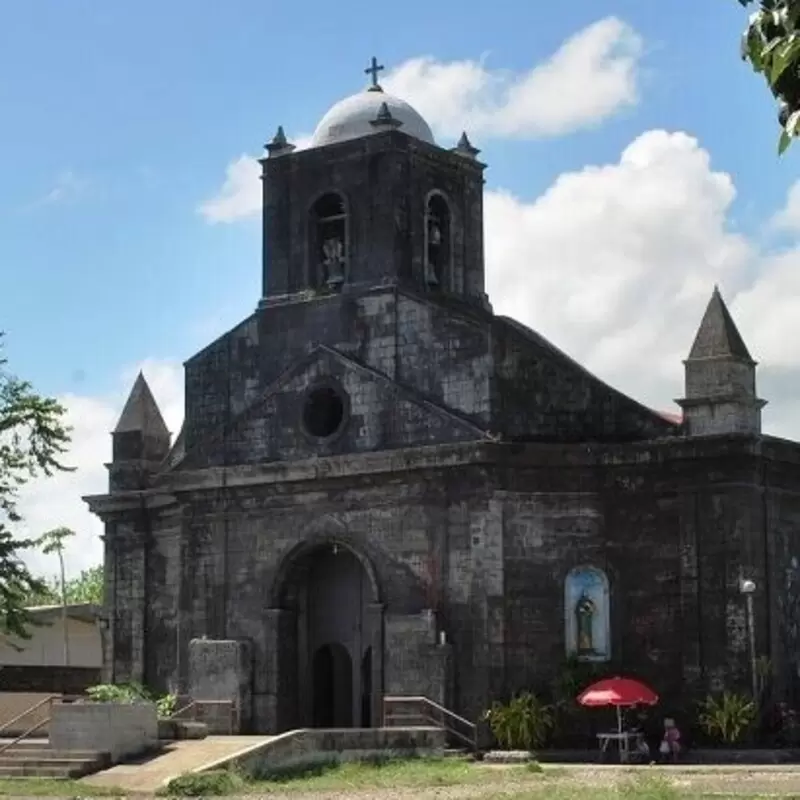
left=779, top=129, right=793, bottom=155
left=770, top=35, right=800, bottom=83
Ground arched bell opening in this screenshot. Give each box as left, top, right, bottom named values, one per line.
left=309, top=193, right=348, bottom=290
left=424, top=192, right=452, bottom=290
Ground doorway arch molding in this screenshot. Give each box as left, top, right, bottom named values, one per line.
left=268, top=522, right=383, bottom=610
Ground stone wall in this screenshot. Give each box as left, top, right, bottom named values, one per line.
left=229, top=727, right=446, bottom=776
left=49, top=702, right=158, bottom=763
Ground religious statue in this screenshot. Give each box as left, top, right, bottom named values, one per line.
left=322, top=236, right=345, bottom=287
left=425, top=214, right=442, bottom=286
left=575, top=594, right=596, bottom=654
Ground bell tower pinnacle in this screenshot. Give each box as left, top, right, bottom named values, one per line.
left=677, top=286, right=766, bottom=436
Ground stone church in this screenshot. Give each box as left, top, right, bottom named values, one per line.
left=86, top=59, right=800, bottom=734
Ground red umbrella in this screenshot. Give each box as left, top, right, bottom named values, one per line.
left=578, top=677, right=659, bottom=709
left=578, top=677, right=659, bottom=749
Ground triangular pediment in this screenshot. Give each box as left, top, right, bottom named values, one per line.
left=179, top=345, right=490, bottom=469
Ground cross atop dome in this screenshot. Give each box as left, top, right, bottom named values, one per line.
left=364, top=56, right=385, bottom=92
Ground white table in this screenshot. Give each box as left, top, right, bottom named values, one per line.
left=597, top=730, right=645, bottom=763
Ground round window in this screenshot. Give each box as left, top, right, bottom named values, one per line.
left=302, top=386, right=346, bottom=439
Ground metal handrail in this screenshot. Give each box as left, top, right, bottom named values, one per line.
left=383, top=695, right=477, bottom=752
left=169, top=700, right=196, bottom=720
left=0, top=694, right=58, bottom=738
left=169, top=699, right=238, bottom=734
left=0, top=696, right=59, bottom=756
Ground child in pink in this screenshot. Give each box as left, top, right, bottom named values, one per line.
left=659, top=718, right=681, bottom=762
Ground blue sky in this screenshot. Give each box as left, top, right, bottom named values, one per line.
left=8, top=1, right=800, bottom=574
left=0, top=0, right=790, bottom=398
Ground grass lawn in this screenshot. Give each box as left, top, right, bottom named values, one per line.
left=160, top=757, right=800, bottom=799
left=1, top=758, right=800, bottom=797
left=0, top=776, right=125, bottom=796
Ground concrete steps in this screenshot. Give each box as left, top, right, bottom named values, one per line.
left=0, top=744, right=109, bottom=779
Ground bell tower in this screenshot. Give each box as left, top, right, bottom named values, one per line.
left=258, top=58, right=488, bottom=308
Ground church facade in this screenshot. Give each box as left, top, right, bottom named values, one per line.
left=86, top=60, right=800, bottom=734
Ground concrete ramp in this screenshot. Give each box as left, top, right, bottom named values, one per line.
left=81, top=736, right=274, bottom=793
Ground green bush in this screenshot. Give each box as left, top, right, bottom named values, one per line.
left=483, top=692, right=554, bottom=751
left=86, top=683, right=177, bottom=719
left=161, top=769, right=243, bottom=796
left=86, top=682, right=148, bottom=704
left=156, top=693, right=177, bottom=719
left=698, top=692, right=757, bottom=745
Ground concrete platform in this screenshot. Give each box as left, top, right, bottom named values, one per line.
left=81, top=735, right=274, bottom=793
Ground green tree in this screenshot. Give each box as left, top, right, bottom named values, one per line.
left=0, top=335, right=71, bottom=642
left=65, top=565, right=103, bottom=604
left=36, top=526, right=75, bottom=665
left=739, top=0, right=800, bottom=152
left=22, top=565, right=104, bottom=607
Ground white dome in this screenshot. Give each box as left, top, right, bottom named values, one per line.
left=310, top=89, right=435, bottom=148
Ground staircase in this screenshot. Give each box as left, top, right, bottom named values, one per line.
left=383, top=696, right=478, bottom=753
left=0, top=740, right=109, bottom=778
left=0, top=695, right=111, bottom=779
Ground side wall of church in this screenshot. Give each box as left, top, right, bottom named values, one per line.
left=496, top=438, right=795, bottom=716
left=762, top=441, right=800, bottom=704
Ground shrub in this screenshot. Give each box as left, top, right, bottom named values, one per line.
left=86, top=682, right=148, bottom=704
left=698, top=692, right=757, bottom=745
left=161, top=769, right=243, bottom=796
left=483, top=692, right=553, bottom=751
left=86, top=683, right=177, bottom=719
left=156, top=693, right=177, bottom=719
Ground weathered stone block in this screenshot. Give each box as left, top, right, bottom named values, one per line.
left=188, top=638, right=252, bottom=732
left=49, top=702, right=158, bottom=763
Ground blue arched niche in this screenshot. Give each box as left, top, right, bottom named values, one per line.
left=564, top=566, right=611, bottom=662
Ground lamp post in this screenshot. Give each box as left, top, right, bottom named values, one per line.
left=740, top=578, right=758, bottom=701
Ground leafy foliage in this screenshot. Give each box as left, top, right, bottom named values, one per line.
left=483, top=692, right=554, bottom=751
left=698, top=692, right=757, bottom=744
left=0, top=335, right=71, bottom=641
left=23, top=565, right=104, bottom=606
left=738, top=0, right=800, bottom=152
left=86, top=682, right=177, bottom=719
left=156, top=692, right=178, bottom=719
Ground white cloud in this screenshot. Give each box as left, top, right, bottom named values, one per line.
left=383, top=17, right=642, bottom=139
left=769, top=179, right=800, bottom=233
left=484, top=130, right=800, bottom=438
left=198, top=134, right=314, bottom=224
left=14, top=360, right=184, bottom=579
left=198, top=155, right=261, bottom=224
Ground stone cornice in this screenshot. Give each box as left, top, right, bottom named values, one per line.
left=82, top=434, right=800, bottom=514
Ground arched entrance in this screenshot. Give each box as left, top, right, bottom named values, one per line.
left=312, top=643, right=353, bottom=727
left=271, top=541, right=383, bottom=730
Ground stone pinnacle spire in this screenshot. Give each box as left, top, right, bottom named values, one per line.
left=114, top=372, right=170, bottom=438
left=687, top=285, right=753, bottom=362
